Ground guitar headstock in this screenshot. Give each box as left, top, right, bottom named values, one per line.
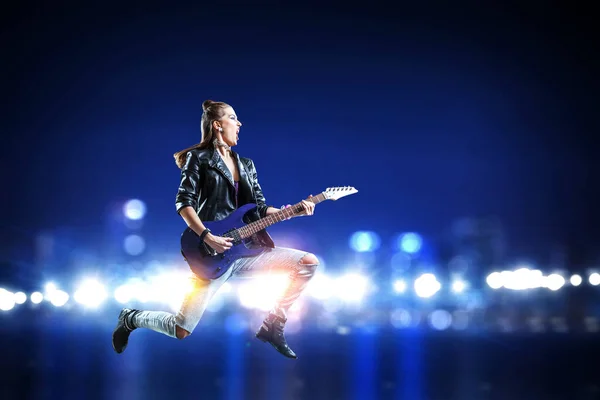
left=322, top=186, right=358, bottom=201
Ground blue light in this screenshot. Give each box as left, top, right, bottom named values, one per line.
left=123, top=199, right=147, bottom=220
left=349, top=231, right=381, bottom=252
left=224, top=313, right=247, bottom=335
left=398, top=233, right=422, bottom=254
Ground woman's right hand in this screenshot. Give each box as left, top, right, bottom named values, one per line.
left=204, top=233, right=234, bottom=253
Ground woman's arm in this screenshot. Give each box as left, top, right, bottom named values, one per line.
left=179, top=206, right=209, bottom=236
left=175, top=151, right=232, bottom=252
left=175, top=151, right=203, bottom=214
left=180, top=205, right=233, bottom=253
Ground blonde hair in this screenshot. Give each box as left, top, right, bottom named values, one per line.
left=173, top=99, right=230, bottom=168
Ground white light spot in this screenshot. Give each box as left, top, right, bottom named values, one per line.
left=14, top=292, right=27, bottom=304
left=486, top=272, right=503, bottom=289
left=44, top=282, right=57, bottom=294
left=414, top=273, right=441, bottom=298
left=30, top=292, right=44, bottom=304
left=114, top=284, right=134, bottom=304
left=123, top=199, right=147, bottom=220
left=570, top=274, right=582, bottom=286
left=333, top=273, right=369, bottom=303
left=545, top=274, right=565, bottom=291
left=0, top=289, right=15, bottom=311
left=307, top=273, right=334, bottom=300
left=393, top=279, right=407, bottom=293
left=74, top=279, right=108, bottom=308
left=451, top=280, right=468, bottom=293
left=49, top=290, right=69, bottom=307
left=237, top=274, right=288, bottom=311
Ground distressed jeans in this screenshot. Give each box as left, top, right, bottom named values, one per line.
left=132, top=246, right=318, bottom=337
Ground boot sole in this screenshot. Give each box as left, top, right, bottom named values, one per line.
left=255, top=333, right=297, bottom=359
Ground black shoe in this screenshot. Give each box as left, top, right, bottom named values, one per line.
left=255, top=313, right=297, bottom=359
left=112, top=308, right=139, bottom=354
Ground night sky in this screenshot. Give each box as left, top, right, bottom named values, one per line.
left=2, top=2, right=599, bottom=282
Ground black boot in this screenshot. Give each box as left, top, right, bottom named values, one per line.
left=255, top=313, right=297, bottom=359
left=112, top=308, right=139, bottom=354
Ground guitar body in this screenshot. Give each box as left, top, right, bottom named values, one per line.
left=180, top=203, right=267, bottom=280
left=179, top=186, right=358, bottom=280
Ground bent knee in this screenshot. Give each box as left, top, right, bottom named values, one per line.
left=299, top=253, right=319, bottom=274
left=300, top=253, right=319, bottom=266
left=176, top=325, right=191, bottom=340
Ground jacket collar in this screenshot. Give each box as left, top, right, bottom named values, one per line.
left=208, top=146, right=249, bottom=190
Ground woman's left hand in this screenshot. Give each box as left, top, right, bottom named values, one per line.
left=300, top=195, right=316, bottom=216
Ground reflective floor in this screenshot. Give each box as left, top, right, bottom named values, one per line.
left=1, top=309, right=599, bottom=400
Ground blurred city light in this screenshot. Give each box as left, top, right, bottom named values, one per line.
left=396, top=232, right=422, bottom=254
left=545, top=273, right=566, bottom=291
left=429, top=309, right=452, bottom=330
left=0, top=258, right=599, bottom=341
left=486, top=272, right=503, bottom=289
left=30, top=292, right=43, bottom=304
left=124, top=234, right=146, bottom=256
left=74, top=279, right=108, bottom=308
left=123, top=199, right=147, bottom=220
left=414, top=273, right=441, bottom=298
left=349, top=231, right=381, bottom=252
left=451, top=279, right=468, bottom=293
left=333, top=272, right=370, bottom=303
left=13, top=292, right=27, bottom=305
left=0, top=289, right=15, bottom=311
left=393, top=279, right=407, bottom=294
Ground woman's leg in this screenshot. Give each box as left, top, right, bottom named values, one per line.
left=172, top=269, right=232, bottom=338
left=112, top=268, right=234, bottom=353
left=232, top=246, right=319, bottom=358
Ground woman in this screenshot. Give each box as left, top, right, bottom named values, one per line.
left=112, top=100, right=318, bottom=359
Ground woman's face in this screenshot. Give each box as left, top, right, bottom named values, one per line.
left=216, top=106, right=242, bottom=147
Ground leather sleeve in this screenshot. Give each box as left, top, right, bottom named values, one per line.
left=175, top=151, right=203, bottom=214
left=246, top=158, right=272, bottom=218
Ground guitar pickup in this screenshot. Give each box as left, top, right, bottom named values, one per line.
left=225, top=229, right=243, bottom=245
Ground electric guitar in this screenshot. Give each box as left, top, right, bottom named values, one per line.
left=180, top=186, right=358, bottom=279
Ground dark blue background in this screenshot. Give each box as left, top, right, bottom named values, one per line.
left=3, top=2, right=598, bottom=266
left=1, top=2, right=599, bottom=399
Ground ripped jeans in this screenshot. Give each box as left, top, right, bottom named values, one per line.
left=131, top=246, right=318, bottom=337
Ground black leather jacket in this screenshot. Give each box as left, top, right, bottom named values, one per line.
left=175, top=146, right=275, bottom=248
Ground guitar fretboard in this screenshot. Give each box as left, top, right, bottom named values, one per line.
left=234, top=193, right=327, bottom=239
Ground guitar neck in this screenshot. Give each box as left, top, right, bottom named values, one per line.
left=237, top=193, right=327, bottom=239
